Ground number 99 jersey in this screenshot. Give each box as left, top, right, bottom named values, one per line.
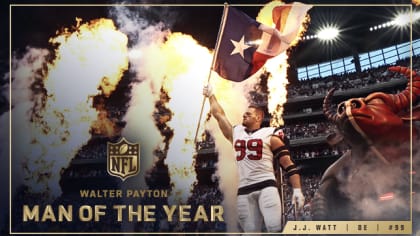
left=233, top=125, right=280, bottom=188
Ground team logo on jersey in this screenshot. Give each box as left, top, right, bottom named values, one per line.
left=276, top=129, right=285, bottom=140
left=107, top=138, right=140, bottom=181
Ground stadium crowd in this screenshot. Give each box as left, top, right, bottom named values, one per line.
left=287, top=56, right=419, bottom=98
left=291, top=146, right=348, bottom=160
left=283, top=121, right=336, bottom=140
left=283, top=173, right=323, bottom=221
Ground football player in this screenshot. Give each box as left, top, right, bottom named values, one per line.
left=203, top=84, right=305, bottom=233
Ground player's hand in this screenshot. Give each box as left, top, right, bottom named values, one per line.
left=292, top=188, right=305, bottom=210
left=203, top=84, right=214, bottom=97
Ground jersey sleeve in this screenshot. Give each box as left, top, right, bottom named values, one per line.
left=272, top=127, right=290, bottom=147
left=272, top=127, right=285, bottom=139
left=232, top=125, right=240, bottom=141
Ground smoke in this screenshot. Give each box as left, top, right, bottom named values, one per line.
left=10, top=48, right=50, bottom=195
left=110, top=6, right=268, bottom=231
left=110, top=4, right=178, bottom=44
left=112, top=5, right=210, bottom=209
left=412, top=136, right=420, bottom=234
left=414, top=147, right=420, bottom=209
left=99, top=11, right=167, bottom=222
left=110, top=5, right=168, bottom=190
left=204, top=76, right=250, bottom=231
left=338, top=142, right=414, bottom=220
left=110, top=6, right=269, bottom=231
left=9, top=18, right=129, bottom=198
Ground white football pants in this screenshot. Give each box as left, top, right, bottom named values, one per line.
left=237, top=186, right=282, bottom=234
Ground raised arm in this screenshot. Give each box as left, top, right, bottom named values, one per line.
left=203, top=85, right=233, bottom=142
left=270, top=135, right=305, bottom=210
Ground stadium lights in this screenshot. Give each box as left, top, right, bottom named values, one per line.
left=301, top=34, right=318, bottom=41
left=317, top=26, right=339, bottom=41
left=391, top=10, right=420, bottom=27
left=301, top=26, right=340, bottom=42
left=392, top=12, right=411, bottom=26
left=369, top=10, right=420, bottom=31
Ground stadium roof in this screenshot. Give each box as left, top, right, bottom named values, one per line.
left=289, top=3, right=419, bottom=67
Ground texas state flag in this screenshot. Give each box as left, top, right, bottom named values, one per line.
left=214, top=3, right=311, bottom=82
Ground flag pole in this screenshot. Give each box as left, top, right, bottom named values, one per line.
left=193, top=3, right=229, bottom=147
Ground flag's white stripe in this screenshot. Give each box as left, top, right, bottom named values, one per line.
left=281, top=2, right=312, bottom=39
left=256, top=2, right=312, bottom=56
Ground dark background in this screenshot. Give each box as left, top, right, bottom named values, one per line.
left=6, top=0, right=419, bottom=69
left=2, top=0, right=419, bottom=234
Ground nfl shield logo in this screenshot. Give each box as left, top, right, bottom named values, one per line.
left=107, top=138, right=140, bottom=181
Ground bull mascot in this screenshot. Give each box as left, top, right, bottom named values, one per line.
left=312, top=66, right=420, bottom=220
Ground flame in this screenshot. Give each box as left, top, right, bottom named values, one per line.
left=11, top=48, right=48, bottom=197
left=91, top=109, right=118, bottom=137
left=48, top=18, right=128, bottom=98
left=255, top=1, right=310, bottom=126
left=413, top=0, right=420, bottom=6
left=147, top=32, right=212, bottom=204
left=205, top=75, right=246, bottom=231
left=13, top=18, right=128, bottom=196
left=257, top=1, right=285, bottom=27
left=121, top=24, right=169, bottom=189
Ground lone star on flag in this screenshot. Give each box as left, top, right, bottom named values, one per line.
left=230, top=35, right=250, bottom=59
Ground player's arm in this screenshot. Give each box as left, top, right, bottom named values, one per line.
left=271, top=135, right=305, bottom=209
left=203, top=85, right=233, bottom=143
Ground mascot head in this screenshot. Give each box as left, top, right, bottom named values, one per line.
left=323, top=67, right=420, bottom=157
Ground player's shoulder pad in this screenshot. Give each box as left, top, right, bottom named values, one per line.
left=272, top=127, right=285, bottom=140
left=232, top=124, right=243, bottom=133
left=272, top=127, right=290, bottom=146
left=233, top=124, right=241, bottom=130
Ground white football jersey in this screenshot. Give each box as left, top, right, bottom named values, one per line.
left=233, top=125, right=281, bottom=188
